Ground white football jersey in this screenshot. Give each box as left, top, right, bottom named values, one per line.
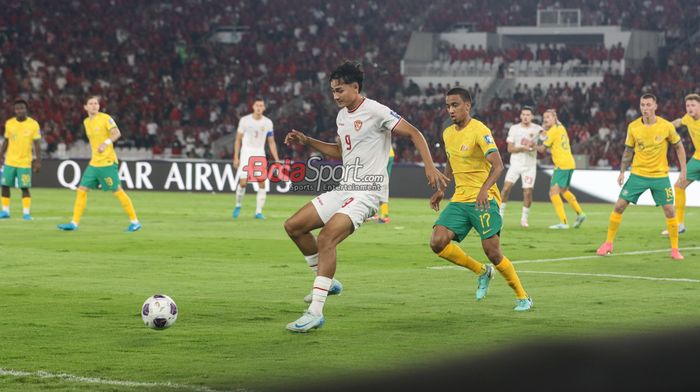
left=506, top=122, right=542, bottom=167
left=336, top=98, right=401, bottom=195
left=237, top=114, right=273, bottom=152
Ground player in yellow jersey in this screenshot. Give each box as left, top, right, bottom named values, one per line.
left=0, top=99, right=42, bottom=220
left=535, top=109, right=586, bottom=229
left=429, top=87, right=532, bottom=311
left=661, top=93, right=700, bottom=237
left=57, top=96, right=141, bottom=232
left=597, top=94, right=687, bottom=260
left=367, top=146, right=394, bottom=223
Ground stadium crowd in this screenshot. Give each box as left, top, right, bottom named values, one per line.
left=0, top=0, right=698, bottom=169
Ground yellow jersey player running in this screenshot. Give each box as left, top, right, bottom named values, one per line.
left=661, top=93, right=700, bottom=237
left=535, top=109, right=586, bottom=229
left=597, top=94, right=687, bottom=260
left=58, top=96, right=141, bottom=232
left=429, top=87, right=532, bottom=311
left=0, top=99, right=42, bottom=220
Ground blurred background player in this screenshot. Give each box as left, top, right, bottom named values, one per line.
left=0, top=99, right=42, bottom=220
left=661, top=93, right=700, bottom=237
left=500, top=106, right=541, bottom=228
left=367, top=146, right=394, bottom=223
left=232, top=98, right=279, bottom=220
left=430, top=87, right=532, bottom=312
left=536, top=109, right=586, bottom=229
left=283, top=62, right=448, bottom=332
left=57, top=96, right=141, bottom=232
left=597, top=94, right=686, bottom=260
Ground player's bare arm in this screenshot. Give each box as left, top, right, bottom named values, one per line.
left=672, top=141, right=687, bottom=186
left=508, top=141, right=531, bottom=153
left=476, top=151, right=504, bottom=211
left=284, top=129, right=342, bottom=159
left=98, top=127, right=120, bottom=153
left=671, top=118, right=682, bottom=128
left=430, top=160, right=453, bottom=211
left=618, top=146, right=634, bottom=186
left=32, top=139, right=41, bottom=172
left=0, top=138, right=7, bottom=163
left=233, top=132, right=243, bottom=168
left=267, top=135, right=280, bottom=162
left=392, top=120, right=449, bottom=190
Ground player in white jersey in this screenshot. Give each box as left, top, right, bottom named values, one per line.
left=232, top=98, right=279, bottom=219
left=283, top=61, right=448, bottom=332
left=500, top=106, right=542, bottom=227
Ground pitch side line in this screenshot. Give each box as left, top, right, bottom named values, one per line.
left=0, top=368, right=247, bottom=392
left=427, top=246, right=700, bottom=270
left=517, top=270, right=700, bottom=283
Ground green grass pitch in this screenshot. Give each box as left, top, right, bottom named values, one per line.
left=0, top=188, right=698, bottom=391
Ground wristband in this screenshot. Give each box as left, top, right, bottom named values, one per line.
left=104, top=139, right=113, bottom=145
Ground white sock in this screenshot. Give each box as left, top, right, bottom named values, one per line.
left=308, top=276, right=332, bottom=315
left=23, top=208, right=30, bottom=214
left=131, top=219, right=139, bottom=224
left=255, top=188, right=266, bottom=214
left=304, top=253, right=319, bottom=273
left=521, top=206, right=530, bottom=221
left=500, top=202, right=506, bottom=217
left=3, top=206, right=9, bottom=213
left=235, top=185, right=246, bottom=207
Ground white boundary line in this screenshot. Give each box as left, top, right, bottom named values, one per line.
left=427, top=246, right=700, bottom=270
left=517, top=270, right=700, bottom=283
left=0, top=368, right=247, bottom=392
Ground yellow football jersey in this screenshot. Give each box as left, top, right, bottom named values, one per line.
left=84, top=112, right=119, bottom=167
left=389, top=146, right=395, bottom=158
left=625, top=116, right=680, bottom=178
left=4, top=117, right=41, bottom=168
left=681, top=114, right=700, bottom=160
left=543, top=125, right=575, bottom=170
left=443, top=118, right=501, bottom=203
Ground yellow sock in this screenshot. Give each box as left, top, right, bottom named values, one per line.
left=495, top=256, right=528, bottom=299
left=666, top=217, right=679, bottom=249
left=562, top=190, right=583, bottom=215
left=675, top=187, right=685, bottom=225
left=1, top=196, right=9, bottom=210
left=606, top=211, right=623, bottom=243
left=72, top=189, right=88, bottom=224
left=114, top=189, right=137, bottom=221
left=22, top=197, right=31, bottom=212
left=550, top=194, right=568, bottom=224
left=437, top=243, right=486, bottom=275
left=380, top=202, right=389, bottom=218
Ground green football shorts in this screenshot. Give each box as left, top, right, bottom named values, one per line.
left=434, top=199, right=502, bottom=242
left=687, top=157, right=700, bottom=182
left=550, top=168, right=574, bottom=188
left=620, top=174, right=673, bottom=206
left=79, top=164, right=121, bottom=192
left=1, top=165, right=32, bottom=188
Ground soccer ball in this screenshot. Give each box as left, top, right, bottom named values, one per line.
left=141, top=294, right=178, bottom=329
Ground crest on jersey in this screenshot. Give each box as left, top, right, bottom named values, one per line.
left=460, top=145, right=468, bottom=151
left=655, top=135, right=662, bottom=143
left=354, top=120, right=363, bottom=132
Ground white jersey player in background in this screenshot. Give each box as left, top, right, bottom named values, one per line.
left=500, top=106, right=542, bottom=227
left=232, top=98, right=280, bottom=219
left=283, top=61, right=448, bottom=332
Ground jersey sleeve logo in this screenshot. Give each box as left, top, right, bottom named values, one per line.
left=483, top=135, right=494, bottom=144
left=354, top=120, right=363, bottom=132
left=389, top=110, right=400, bottom=119
left=108, top=118, right=116, bottom=126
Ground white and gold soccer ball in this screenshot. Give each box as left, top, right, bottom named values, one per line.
left=141, top=294, right=178, bottom=329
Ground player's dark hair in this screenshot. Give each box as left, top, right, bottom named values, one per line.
left=13, top=99, right=28, bottom=109
left=640, top=93, right=657, bottom=102
left=85, top=95, right=101, bottom=104
left=446, top=87, right=472, bottom=104
left=253, top=97, right=265, bottom=103
left=521, top=105, right=534, bottom=114
left=685, top=93, right=700, bottom=103
left=329, top=61, right=364, bottom=92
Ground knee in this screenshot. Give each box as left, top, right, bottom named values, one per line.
left=317, top=231, right=337, bottom=251
left=430, top=235, right=449, bottom=254
left=284, top=218, right=301, bottom=237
